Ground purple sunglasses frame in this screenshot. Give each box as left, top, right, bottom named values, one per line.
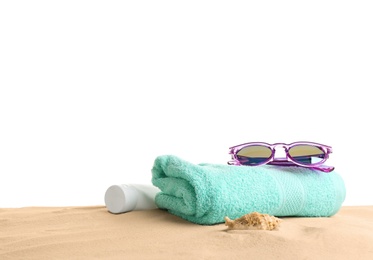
left=228, top=141, right=334, bottom=172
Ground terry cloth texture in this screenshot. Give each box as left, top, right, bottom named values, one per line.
left=151, top=155, right=346, bottom=225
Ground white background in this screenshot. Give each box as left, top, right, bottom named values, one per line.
left=1, top=1, right=372, bottom=208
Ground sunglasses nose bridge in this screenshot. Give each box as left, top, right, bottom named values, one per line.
left=272, top=145, right=288, bottom=159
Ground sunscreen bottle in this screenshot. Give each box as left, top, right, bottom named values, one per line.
left=104, top=184, right=160, bottom=214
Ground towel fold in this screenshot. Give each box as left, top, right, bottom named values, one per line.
left=151, top=155, right=346, bottom=225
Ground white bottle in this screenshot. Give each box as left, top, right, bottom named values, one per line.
left=104, top=184, right=160, bottom=214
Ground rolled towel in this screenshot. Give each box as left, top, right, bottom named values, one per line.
left=151, top=155, right=346, bottom=225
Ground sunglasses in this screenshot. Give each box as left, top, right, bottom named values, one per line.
left=228, top=141, right=334, bottom=172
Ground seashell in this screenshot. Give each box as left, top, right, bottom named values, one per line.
left=224, top=212, right=282, bottom=230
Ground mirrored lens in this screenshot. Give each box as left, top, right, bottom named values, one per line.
left=236, top=145, right=272, bottom=165
left=288, top=145, right=325, bottom=165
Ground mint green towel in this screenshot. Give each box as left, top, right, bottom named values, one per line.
left=151, top=155, right=346, bottom=225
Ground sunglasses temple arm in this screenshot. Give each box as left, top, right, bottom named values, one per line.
left=228, top=159, right=335, bottom=172
left=268, top=161, right=297, bottom=167
left=312, top=165, right=335, bottom=173
left=269, top=161, right=335, bottom=172
left=227, top=160, right=240, bottom=165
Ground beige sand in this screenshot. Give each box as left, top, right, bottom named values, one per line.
left=1, top=206, right=373, bottom=259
